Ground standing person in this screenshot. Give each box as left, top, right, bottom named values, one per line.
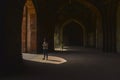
left=42, top=38, right=48, bottom=60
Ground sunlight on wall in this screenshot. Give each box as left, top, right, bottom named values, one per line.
left=22, top=53, right=67, bottom=64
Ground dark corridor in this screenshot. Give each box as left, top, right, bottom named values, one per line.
left=63, top=22, right=83, bottom=46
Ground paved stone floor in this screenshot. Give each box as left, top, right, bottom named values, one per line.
left=1, top=47, right=120, bottom=80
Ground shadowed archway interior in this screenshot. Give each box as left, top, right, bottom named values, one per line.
left=63, top=21, right=83, bottom=47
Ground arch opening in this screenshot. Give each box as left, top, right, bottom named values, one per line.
left=54, top=0, right=102, bottom=51
left=21, top=0, right=37, bottom=53
left=54, top=19, right=86, bottom=51
left=63, top=21, right=83, bottom=47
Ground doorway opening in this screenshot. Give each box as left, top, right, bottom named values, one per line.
left=54, top=19, right=85, bottom=51
left=63, top=22, right=83, bottom=47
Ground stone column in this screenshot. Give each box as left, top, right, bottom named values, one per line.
left=2, top=0, right=25, bottom=73
left=102, top=2, right=116, bottom=52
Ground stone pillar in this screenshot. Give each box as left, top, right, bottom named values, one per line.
left=1, top=0, right=25, bottom=73
left=102, top=3, right=116, bottom=52
left=30, top=14, right=37, bottom=53
left=116, top=1, right=120, bottom=53
left=85, top=31, right=89, bottom=47
left=22, top=6, right=28, bottom=53
left=0, top=0, right=6, bottom=72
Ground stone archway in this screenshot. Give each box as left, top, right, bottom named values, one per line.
left=73, top=0, right=102, bottom=49
left=63, top=21, right=83, bottom=47
left=60, top=19, right=86, bottom=49
left=54, top=19, right=85, bottom=50
left=22, top=0, right=37, bottom=53
left=56, top=0, right=102, bottom=49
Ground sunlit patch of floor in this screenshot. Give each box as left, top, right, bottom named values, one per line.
left=54, top=46, right=84, bottom=51
left=22, top=53, right=67, bottom=64
left=54, top=48, right=68, bottom=51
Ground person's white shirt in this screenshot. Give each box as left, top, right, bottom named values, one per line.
left=42, top=41, right=48, bottom=49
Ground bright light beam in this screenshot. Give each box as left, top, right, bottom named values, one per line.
left=22, top=53, right=67, bottom=64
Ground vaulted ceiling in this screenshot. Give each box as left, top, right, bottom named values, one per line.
left=27, top=0, right=119, bottom=31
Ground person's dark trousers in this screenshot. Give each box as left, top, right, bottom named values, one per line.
left=43, top=49, right=48, bottom=60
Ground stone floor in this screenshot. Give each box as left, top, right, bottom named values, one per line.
left=1, top=47, right=120, bottom=80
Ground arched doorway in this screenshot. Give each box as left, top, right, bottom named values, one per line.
left=22, top=0, right=37, bottom=53
left=60, top=19, right=86, bottom=50
left=54, top=1, right=102, bottom=51
left=63, top=22, right=83, bottom=47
